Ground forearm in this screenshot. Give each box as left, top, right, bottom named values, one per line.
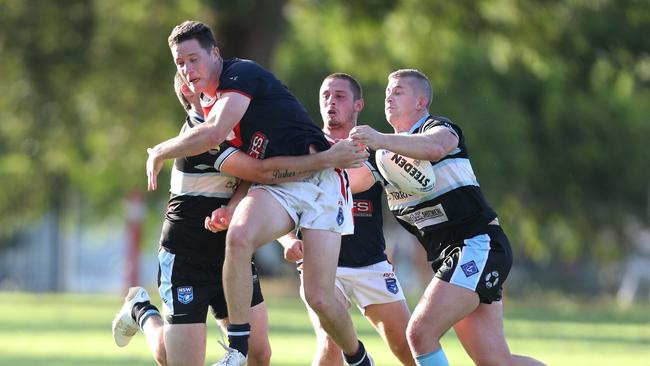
left=277, top=231, right=299, bottom=249
left=152, top=123, right=224, bottom=160
left=255, top=151, right=334, bottom=184
left=377, top=134, right=440, bottom=161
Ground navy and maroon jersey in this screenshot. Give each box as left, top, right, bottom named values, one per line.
left=383, top=116, right=497, bottom=261
left=338, top=159, right=387, bottom=268
left=201, top=58, right=329, bottom=159
left=161, top=113, right=239, bottom=258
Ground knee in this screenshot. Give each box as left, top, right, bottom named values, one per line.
left=226, top=230, right=253, bottom=256
left=406, top=318, right=435, bottom=353
left=303, top=291, right=331, bottom=316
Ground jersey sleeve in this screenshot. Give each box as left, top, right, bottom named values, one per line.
left=422, top=116, right=461, bottom=140
left=213, top=141, right=241, bottom=172
left=218, top=60, right=268, bottom=99
left=367, top=149, right=387, bottom=186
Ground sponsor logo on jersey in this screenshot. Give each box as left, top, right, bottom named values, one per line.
left=389, top=153, right=431, bottom=188
left=385, top=278, right=399, bottom=294
left=248, top=131, right=268, bottom=159
left=383, top=272, right=396, bottom=278
left=484, top=270, right=500, bottom=289
left=352, top=200, right=373, bottom=217
left=397, top=204, right=449, bottom=229
left=177, top=286, right=194, bottom=304
left=460, top=260, right=479, bottom=277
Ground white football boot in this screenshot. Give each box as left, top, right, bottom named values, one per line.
left=111, top=286, right=150, bottom=347
left=212, top=341, right=247, bottom=366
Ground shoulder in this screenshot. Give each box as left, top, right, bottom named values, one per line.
left=222, top=58, right=268, bottom=78
left=422, top=115, right=461, bottom=138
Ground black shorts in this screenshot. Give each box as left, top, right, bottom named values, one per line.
left=431, top=225, right=512, bottom=303
left=157, top=246, right=264, bottom=324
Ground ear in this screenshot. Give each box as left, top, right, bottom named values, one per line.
left=211, top=46, right=221, bottom=59
left=354, top=98, right=365, bottom=113
left=416, top=96, right=427, bottom=111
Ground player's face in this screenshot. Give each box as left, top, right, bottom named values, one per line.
left=319, top=78, right=359, bottom=133
left=385, top=77, right=420, bottom=128
left=171, top=39, right=220, bottom=95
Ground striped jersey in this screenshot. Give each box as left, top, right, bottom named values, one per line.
left=161, top=113, right=239, bottom=258
left=384, top=116, right=497, bottom=259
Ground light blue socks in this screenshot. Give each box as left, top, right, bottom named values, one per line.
left=415, top=348, right=449, bottom=366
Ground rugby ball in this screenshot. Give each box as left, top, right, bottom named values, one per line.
left=375, top=149, right=435, bottom=195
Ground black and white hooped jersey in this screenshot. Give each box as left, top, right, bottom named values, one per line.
left=384, top=116, right=497, bottom=255
left=161, top=114, right=239, bottom=257
left=201, top=58, right=330, bottom=160
left=339, top=159, right=388, bottom=268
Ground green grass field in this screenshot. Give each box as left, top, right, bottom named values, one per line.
left=0, top=280, right=648, bottom=366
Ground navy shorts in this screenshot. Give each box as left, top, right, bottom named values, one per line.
left=158, top=247, right=264, bottom=324
left=432, top=225, right=512, bottom=303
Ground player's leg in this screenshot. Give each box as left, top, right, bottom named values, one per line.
left=247, top=302, right=272, bottom=366
left=301, top=228, right=370, bottom=364
left=223, top=189, right=294, bottom=324
left=141, top=314, right=166, bottom=365
left=407, top=278, right=478, bottom=365
left=164, top=323, right=207, bottom=366
left=364, top=300, right=414, bottom=366
left=454, top=301, right=546, bottom=366
left=112, top=286, right=167, bottom=365
left=220, top=188, right=293, bottom=362
left=216, top=302, right=271, bottom=366
left=300, top=280, right=347, bottom=366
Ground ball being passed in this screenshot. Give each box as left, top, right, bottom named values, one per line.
left=375, top=149, right=435, bottom=195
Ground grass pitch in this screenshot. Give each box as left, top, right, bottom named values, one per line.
left=0, top=280, right=648, bottom=365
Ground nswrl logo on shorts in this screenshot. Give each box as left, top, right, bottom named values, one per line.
left=460, top=260, right=479, bottom=277
left=385, top=278, right=399, bottom=294
left=177, top=286, right=194, bottom=304
left=337, top=206, right=344, bottom=225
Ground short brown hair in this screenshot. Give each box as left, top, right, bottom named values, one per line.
left=324, top=73, right=363, bottom=101
left=168, top=20, right=217, bottom=51
left=389, top=69, right=432, bottom=108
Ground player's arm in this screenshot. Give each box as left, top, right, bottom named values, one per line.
left=349, top=125, right=458, bottom=162
left=221, top=139, right=368, bottom=184
left=205, top=180, right=252, bottom=232
left=277, top=231, right=304, bottom=263
left=147, top=92, right=250, bottom=191
left=347, top=163, right=376, bottom=194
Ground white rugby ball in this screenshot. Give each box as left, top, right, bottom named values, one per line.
left=375, top=149, right=435, bottom=195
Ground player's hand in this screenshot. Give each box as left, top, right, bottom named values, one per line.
left=349, top=125, right=386, bottom=150
left=283, top=239, right=304, bottom=262
left=146, top=147, right=164, bottom=191
left=204, top=207, right=232, bottom=232
left=327, top=139, right=369, bottom=169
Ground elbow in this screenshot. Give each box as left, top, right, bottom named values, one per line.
left=426, top=146, right=447, bottom=163
left=206, top=130, right=225, bottom=148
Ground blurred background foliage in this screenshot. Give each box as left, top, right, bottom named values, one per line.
left=1, top=0, right=649, bottom=288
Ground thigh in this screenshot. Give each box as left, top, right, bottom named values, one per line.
left=210, top=262, right=265, bottom=320
left=411, top=278, right=479, bottom=340
left=300, top=229, right=342, bottom=296
left=164, top=323, right=207, bottom=366
left=453, top=301, right=512, bottom=364
left=364, top=299, right=410, bottom=344
left=227, top=187, right=295, bottom=248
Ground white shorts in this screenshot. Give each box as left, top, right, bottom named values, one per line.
left=251, top=168, right=353, bottom=235
left=301, top=260, right=406, bottom=311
